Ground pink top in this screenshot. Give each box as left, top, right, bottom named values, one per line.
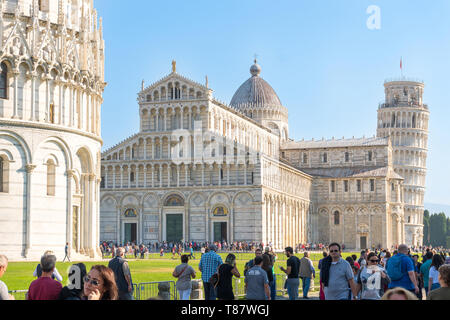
left=28, top=276, right=62, bottom=300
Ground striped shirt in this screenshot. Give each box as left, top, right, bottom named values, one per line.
left=199, top=251, right=223, bottom=282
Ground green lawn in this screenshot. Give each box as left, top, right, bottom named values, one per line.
left=3, top=252, right=364, bottom=299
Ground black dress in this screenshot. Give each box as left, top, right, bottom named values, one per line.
left=216, top=264, right=234, bottom=300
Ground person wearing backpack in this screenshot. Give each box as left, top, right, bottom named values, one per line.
left=386, top=244, right=419, bottom=295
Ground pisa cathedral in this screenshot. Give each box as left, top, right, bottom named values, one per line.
left=99, top=60, right=429, bottom=251
left=0, top=0, right=105, bottom=260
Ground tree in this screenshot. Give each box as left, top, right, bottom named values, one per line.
left=423, top=210, right=430, bottom=245
left=429, top=213, right=447, bottom=247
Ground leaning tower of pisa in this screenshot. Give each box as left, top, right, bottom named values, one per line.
left=0, top=0, right=105, bottom=260
left=377, top=79, right=430, bottom=246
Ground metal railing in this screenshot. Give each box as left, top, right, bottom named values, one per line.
left=137, top=281, right=178, bottom=300
left=8, top=290, right=28, bottom=301
left=233, top=273, right=317, bottom=299
left=10, top=276, right=317, bottom=300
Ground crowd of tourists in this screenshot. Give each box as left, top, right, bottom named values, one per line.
left=172, top=243, right=450, bottom=301
left=1, top=242, right=449, bottom=301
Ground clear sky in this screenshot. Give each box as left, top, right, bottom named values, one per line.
left=95, top=0, right=450, bottom=209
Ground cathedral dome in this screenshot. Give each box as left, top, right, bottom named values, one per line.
left=230, top=61, right=282, bottom=109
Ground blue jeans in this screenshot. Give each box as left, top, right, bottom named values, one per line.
left=286, top=278, right=299, bottom=300
left=301, top=277, right=311, bottom=298
left=178, top=288, right=192, bottom=300
left=203, top=281, right=217, bottom=300
left=270, top=275, right=276, bottom=300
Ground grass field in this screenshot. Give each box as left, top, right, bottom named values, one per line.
left=3, top=252, right=363, bottom=297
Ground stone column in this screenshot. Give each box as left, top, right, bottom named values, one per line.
left=12, top=70, right=19, bottom=118
left=29, top=73, right=36, bottom=121
left=144, top=166, right=147, bottom=188
left=120, top=166, right=123, bottom=188
left=66, top=170, right=74, bottom=249
left=151, top=166, right=154, bottom=188
left=144, top=140, right=147, bottom=160
left=117, top=205, right=121, bottom=245
left=113, top=167, right=116, bottom=189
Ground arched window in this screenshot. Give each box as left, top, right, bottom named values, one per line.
left=164, top=195, right=184, bottom=206
left=323, top=152, right=328, bottom=163
left=345, top=152, right=350, bottom=163
left=0, top=156, right=8, bottom=193
left=0, top=62, right=8, bottom=99
left=334, top=211, right=340, bottom=225
left=39, top=0, right=50, bottom=12
left=47, top=159, right=56, bottom=196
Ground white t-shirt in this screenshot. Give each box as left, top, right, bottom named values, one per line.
left=429, top=266, right=439, bottom=285
left=0, top=280, right=9, bottom=300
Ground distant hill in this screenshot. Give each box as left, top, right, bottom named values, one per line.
left=424, top=203, right=450, bottom=217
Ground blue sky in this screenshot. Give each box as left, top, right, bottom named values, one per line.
left=96, top=0, right=450, bottom=210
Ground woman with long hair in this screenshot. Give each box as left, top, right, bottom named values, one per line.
left=356, top=252, right=390, bottom=300
left=428, top=254, right=444, bottom=291
left=73, top=265, right=119, bottom=300
left=261, top=253, right=274, bottom=292
left=216, top=254, right=240, bottom=300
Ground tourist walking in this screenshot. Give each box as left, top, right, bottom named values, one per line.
left=299, top=252, right=315, bottom=299
left=62, top=242, right=70, bottom=262
left=320, top=242, right=358, bottom=300
left=216, top=254, right=240, bottom=300
left=428, top=254, right=444, bottom=292
left=358, top=250, right=367, bottom=269
left=318, top=251, right=328, bottom=300
left=108, top=247, right=134, bottom=300
left=279, top=247, right=300, bottom=300
left=0, top=255, right=14, bottom=300
left=28, top=254, right=62, bottom=300
left=59, top=263, right=87, bottom=300
left=427, top=264, right=450, bottom=300
left=386, top=244, right=419, bottom=295
left=173, top=254, right=196, bottom=300
left=356, top=252, right=390, bottom=300
left=33, top=250, right=63, bottom=282
left=420, top=251, right=433, bottom=295
left=412, top=254, right=423, bottom=299
left=199, top=244, right=223, bottom=300
left=245, top=256, right=271, bottom=300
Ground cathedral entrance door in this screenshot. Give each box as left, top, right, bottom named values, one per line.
left=360, top=236, right=367, bottom=249
left=213, top=222, right=227, bottom=242
left=125, top=223, right=137, bottom=243
left=166, top=214, right=183, bottom=242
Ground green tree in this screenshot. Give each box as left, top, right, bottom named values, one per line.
left=429, top=213, right=447, bottom=247
left=423, top=210, right=430, bottom=245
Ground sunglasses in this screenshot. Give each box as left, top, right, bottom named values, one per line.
left=369, top=259, right=379, bottom=262
left=330, top=250, right=339, bottom=253
left=84, top=275, right=101, bottom=287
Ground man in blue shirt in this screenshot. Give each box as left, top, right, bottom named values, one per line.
left=386, top=244, right=419, bottom=295
left=199, top=244, right=223, bottom=300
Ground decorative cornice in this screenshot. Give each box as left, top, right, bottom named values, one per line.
left=0, top=119, right=103, bottom=144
